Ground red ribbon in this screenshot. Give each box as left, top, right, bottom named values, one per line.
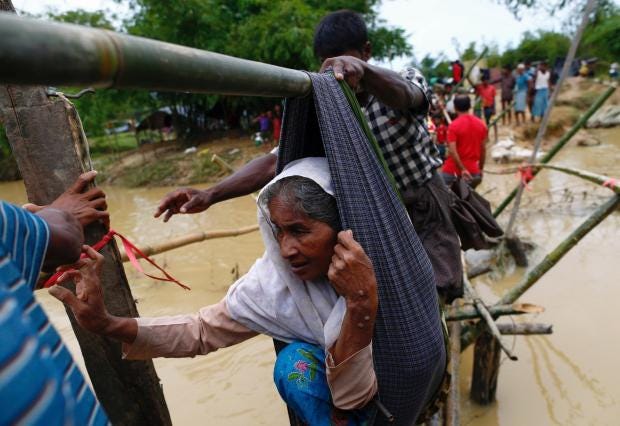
left=518, top=164, right=534, bottom=190
left=602, top=178, right=617, bottom=190
left=44, top=230, right=190, bottom=290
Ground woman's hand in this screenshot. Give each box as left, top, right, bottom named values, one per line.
left=328, top=230, right=378, bottom=310
left=328, top=230, right=378, bottom=365
left=48, top=246, right=137, bottom=342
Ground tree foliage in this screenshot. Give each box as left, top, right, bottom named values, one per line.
left=580, top=2, right=620, bottom=62
left=118, top=0, right=411, bottom=136
left=40, top=2, right=412, bottom=137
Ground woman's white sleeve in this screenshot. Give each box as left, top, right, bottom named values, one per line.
left=325, top=343, right=378, bottom=410
left=122, top=299, right=258, bottom=359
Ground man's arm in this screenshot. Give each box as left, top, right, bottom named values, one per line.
left=447, top=141, right=472, bottom=181
left=320, top=56, right=426, bottom=111
left=18, top=170, right=109, bottom=273
left=50, top=247, right=257, bottom=358
left=36, top=208, right=83, bottom=270
left=155, top=153, right=277, bottom=222
left=480, top=136, right=488, bottom=173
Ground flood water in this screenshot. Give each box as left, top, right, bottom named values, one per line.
left=0, top=127, right=618, bottom=425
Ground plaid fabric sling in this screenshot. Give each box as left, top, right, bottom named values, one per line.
left=278, top=72, right=446, bottom=426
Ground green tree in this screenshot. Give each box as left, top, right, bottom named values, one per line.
left=512, top=30, right=571, bottom=64
left=413, top=54, right=451, bottom=81
left=122, top=0, right=411, bottom=136
left=46, top=9, right=116, bottom=29
left=44, top=9, right=157, bottom=137
left=580, top=3, right=620, bottom=62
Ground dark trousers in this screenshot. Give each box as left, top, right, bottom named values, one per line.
left=403, top=172, right=463, bottom=302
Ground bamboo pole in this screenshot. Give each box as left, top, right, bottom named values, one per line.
left=502, top=0, right=598, bottom=239
left=470, top=330, right=501, bottom=404
left=462, top=193, right=620, bottom=350
left=0, top=14, right=310, bottom=97
left=532, top=164, right=620, bottom=193
left=120, top=224, right=259, bottom=262
left=498, top=193, right=619, bottom=305
left=497, top=323, right=552, bottom=335
left=493, top=85, right=616, bottom=217
left=445, top=302, right=544, bottom=321
left=488, top=101, right=514, bottom=129
left=463, top=279, right=518, bottom=361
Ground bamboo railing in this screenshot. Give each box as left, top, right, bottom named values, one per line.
left=0, top=13, right=310, bottom=97
left=119, top=225, right=259, bottom=263
left=492, top=85, right=616, bottom=216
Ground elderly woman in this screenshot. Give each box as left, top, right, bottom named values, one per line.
left=51, top=158, right=380, bottom=425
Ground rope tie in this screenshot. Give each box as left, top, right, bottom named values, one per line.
left=517, top=164, right=534, bottom=190
left=44, top=229, right=189, bottom=290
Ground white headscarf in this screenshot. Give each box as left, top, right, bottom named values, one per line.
left=225, top=157, right=346, bottom=349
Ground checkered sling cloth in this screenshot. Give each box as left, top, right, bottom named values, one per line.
left=277, top=72, right=446, bottom=425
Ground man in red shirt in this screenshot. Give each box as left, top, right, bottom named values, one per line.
left=441, top=95, right=488, bottom=188
left=476, top=75, right=497, bottom=141
left=452, top=60, right=464, bottom=84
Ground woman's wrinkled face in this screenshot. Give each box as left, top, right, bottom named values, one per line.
left=268, top=196, right=338, bottom=281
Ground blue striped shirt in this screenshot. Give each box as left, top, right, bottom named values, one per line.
left=0, top=201, right=108, bottom=426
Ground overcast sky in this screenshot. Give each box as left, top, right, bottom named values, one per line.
left=12, top=0, right=583, bottom=69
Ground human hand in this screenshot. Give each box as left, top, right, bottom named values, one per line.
left=48, top=246, right=113, bottom=335
left=320, top=56, right=366, bottom=91
left=154, top=187, right=213, bottom=222
left=328, top=230, right=378, bottom=309
left=461, top=170, right=473, bottom=182
left=25, top=171, right=109, bottom=229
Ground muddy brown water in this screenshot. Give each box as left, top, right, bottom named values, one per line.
left=0, top=128, right=618, bottom=425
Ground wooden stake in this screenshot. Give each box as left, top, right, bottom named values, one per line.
left=0, top=5, right=171, bottom=420
left=464, top=279, right=518, bottom=361
left=470, top=330, right=501, bottom=404
left=444, top=319, right=461, bottom=426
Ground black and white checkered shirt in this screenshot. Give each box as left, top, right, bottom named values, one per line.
left=362, top=67, right=442, bottom=190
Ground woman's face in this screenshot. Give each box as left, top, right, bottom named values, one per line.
left=268, top=196, right=338, bottom=281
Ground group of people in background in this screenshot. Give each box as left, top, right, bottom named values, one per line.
left=428, top=60, right=556, bottom=190
left=251, top=104, right=282, bottom=147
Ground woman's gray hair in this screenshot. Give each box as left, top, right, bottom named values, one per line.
left=260, top=176, right=341, bottom=231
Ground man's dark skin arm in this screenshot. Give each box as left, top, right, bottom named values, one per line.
left=36, top=208, right=83, bottom=270
left=155, top=153, right=277, bottom=222
left=319, top=55, right=426, bottom=111
left=24, top=171, right=110, bottom=273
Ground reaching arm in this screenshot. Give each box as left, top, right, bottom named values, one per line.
left=36, top=208, right=83, bottom=270
left=155, top=153, right=277, bottom=222
left=320, top=56, right=427, bottom=111
left=49, top=247, right=257, bottom=358
left=25, top=170, right=109, bottom=272
left=447, top=141, right=472, bottom=181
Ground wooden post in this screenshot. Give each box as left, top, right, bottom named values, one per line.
left=444, top=321, right=461, bottom=426
left=470, top=330, right=501, bottom=404
left=0, top=3, right=171, bottom=424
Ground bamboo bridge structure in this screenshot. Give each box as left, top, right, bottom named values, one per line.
left=1, top=4, right=618, bottom=425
